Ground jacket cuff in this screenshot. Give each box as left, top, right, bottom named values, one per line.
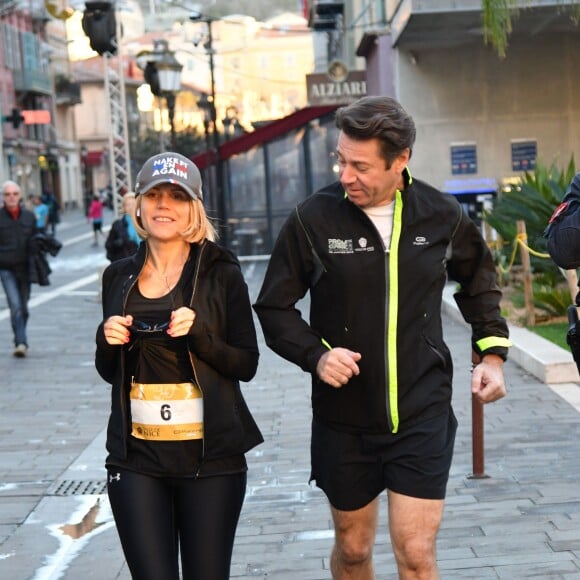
left=473, top=335, right=511, bottom=362
left=306, top=343, right=331, bottom=375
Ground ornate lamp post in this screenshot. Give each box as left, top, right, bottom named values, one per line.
left=189, top=10, right=228, bottom=247
left=198, top=93, right=212, bottom=148
left=156, top=43, right=182, bottom=150
left=137, top=39, right=183, bottom=151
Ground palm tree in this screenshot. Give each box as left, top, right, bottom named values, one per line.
left=482, top=0, right=579, bottom=57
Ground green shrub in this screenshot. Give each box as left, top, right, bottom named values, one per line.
left=485, top=158, right=577, bottom=318
left=485, top=157, right=576, bottom=266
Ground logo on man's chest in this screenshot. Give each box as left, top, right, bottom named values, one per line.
left=412, top=235, right=430, bottom=246
left=328, top=238, right=375, bottom=254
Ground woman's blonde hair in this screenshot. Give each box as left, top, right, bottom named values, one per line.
left=121, top=191, right=136, bottom=210
left=133, top=194, right=217, bottom=243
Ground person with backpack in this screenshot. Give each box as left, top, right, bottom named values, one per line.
left=546, top=172, right=580, bottom=270
left=105, top=192, right=141, bottom=262
left=546, top=172, right=580, bottom=373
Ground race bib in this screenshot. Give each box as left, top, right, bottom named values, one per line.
left=130, top=382, right=203, bottom=441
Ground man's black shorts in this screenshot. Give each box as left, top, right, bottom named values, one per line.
left=310, top=409, right=457, bottom=511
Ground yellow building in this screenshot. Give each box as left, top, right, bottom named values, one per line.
left=71, top=10, right=314, bottom=138
left=215, top=13, right=314, bottom=127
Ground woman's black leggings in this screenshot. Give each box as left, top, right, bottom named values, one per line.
left=107, top=468, right=247, bottom=580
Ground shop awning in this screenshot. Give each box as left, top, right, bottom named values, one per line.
left=191, top=105, right=340, bottom=170
left=85, top=150, right=104, bottom=167
left=443, top=178, right=498, bottom=197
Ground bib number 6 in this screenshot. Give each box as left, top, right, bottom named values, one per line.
left=160, top=404, right=172, bottom=421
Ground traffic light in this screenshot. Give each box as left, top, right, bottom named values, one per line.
left=2, top=108, right=25, bottom=129
left=82, top=1, right=117, bottom=56
left=309, top=1, right=344, bottom=30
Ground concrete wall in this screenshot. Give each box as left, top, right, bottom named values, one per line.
left=394, top=33, right=580, bottom=188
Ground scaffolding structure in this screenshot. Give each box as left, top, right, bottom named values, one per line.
left=103, top=50, right=132, bottom=218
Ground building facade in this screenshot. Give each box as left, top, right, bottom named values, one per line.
left=1, top=0, right=82, bottom=208
left=342, top=0, right=580, bottom=190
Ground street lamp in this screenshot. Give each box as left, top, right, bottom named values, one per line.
left=156, top=42, right=182, bottom=150
left=222, top=105, right=240, bottom=141
left=189, top=10, right=228, bottom=247
left=137, top=39, right=183, bottom=151
left=198, top=93, right=212, bottom=144
left=80, top=145, right=90, bottom=214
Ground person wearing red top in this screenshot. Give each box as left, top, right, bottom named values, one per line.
left=87, top=193, right=105, bottom=246
left=0, top=181, right=37, bottom=357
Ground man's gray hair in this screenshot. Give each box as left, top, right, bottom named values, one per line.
left=1, top=180, right=21, bottom=193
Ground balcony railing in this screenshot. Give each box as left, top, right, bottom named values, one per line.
left=55, top=76, right=82, bottom=106
left=13, top=69, right=52, bottom=95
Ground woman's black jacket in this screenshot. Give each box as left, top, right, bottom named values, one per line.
left=95, top=241, right=263, bottom=469
left=0, top=206, right=36, bottom=271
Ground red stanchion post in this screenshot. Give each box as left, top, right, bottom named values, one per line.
left=467, top=351, right=490, bottom=479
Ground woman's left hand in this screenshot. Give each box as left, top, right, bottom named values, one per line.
left=168, top=306, right=196, bottom=337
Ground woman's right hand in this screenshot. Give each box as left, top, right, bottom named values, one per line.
left=103, top=315, right=133, bottom=345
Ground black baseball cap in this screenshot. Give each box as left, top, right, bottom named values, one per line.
left=135, top=152, right=203, bottom=200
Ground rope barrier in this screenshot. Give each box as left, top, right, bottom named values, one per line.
left=515, top=235, right=551, bottom=259
left=494, top=232, right=551, bottom=274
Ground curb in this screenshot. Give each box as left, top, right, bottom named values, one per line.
left=442, top=283, right=579, bottom=384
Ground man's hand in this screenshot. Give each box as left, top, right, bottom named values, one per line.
left=471, top=354, right=507, bottom=403
left=316, top=347, right=362, bottom=388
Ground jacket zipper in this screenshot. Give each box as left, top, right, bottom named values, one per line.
left=119, top=250, right=147, bottom=459
left=386, top=190, right=404, bottom=434
left=188, top=242, right=206, bottom=477
left=356, top=201, right=400, bottom=434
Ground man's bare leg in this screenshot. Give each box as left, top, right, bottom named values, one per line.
left=330, top=497, right=379, bottom=579
left=387, top=490, right=444, bottom=579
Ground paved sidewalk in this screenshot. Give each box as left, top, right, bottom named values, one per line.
left=1, top=209, right=580, bottom=579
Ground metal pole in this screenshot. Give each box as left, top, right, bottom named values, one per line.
left=468, top=351, right=489, bottom=479
left=0, top=103, right=5, bottom=181
left=103, top=54, right=117, bottom=213
left=102, top=12, right=132, bottom=220
left=207, top=21, right=227, bottom=247
left=166, top=93, right=176, bottom=151
left=263, top=143, right=273, bottom=252
left=202, top=114, right=216, bottom=211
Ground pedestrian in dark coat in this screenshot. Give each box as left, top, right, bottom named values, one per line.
left=0, top=180, right=37, bottom=357
left=105, top=192, right=140, bottom=262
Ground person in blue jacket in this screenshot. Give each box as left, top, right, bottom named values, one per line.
left=95, top=152, right=262, bottom=579
left=254, top=96, right=510, bottom=579
left=29, top=194, right=49, bottom=232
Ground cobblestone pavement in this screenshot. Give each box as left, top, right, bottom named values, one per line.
left=1, top=209, right=580, bottom=579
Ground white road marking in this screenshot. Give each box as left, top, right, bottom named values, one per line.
left=0, top=273, right=99, bottom=321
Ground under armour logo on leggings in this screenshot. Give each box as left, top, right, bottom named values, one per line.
left=109, top=472, right=121, bottom=483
